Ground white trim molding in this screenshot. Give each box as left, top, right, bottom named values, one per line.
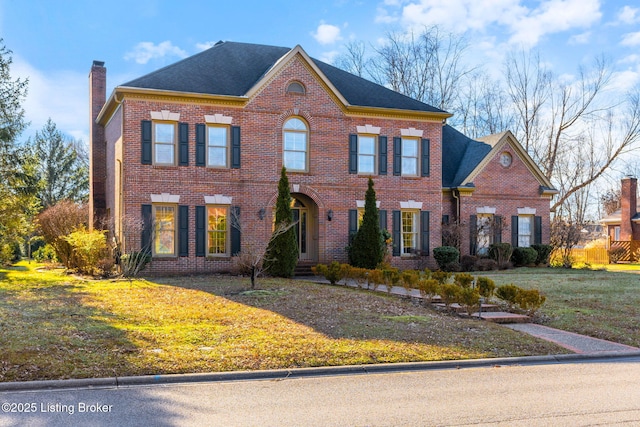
left=204, top=195, right=233, bottom=205
left=400, top=127, right=424, bottom=137
left=151, top=193, right=180, bottom=203
left=150, top=110, right=180, bottom=121
left=356, top=124, right=381, bottom=134
left=476, top=206, right=497, bottom=214
left=400, top=200, right=423, bottom=210
left=204, top=113, right=233, bottom=124
left=517, top=207, right=537, bottom=215
left=357, top=200, right=381, bottom=208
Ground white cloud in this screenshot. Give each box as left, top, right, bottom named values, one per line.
left=12, top=56, right=89, bottom=144
left=610, top=69, right=640, bottom=93
left=375, top=6, right=398, bottom=24
left=394, top=0, right=601, bottom=47
left=569, top=31, right=591, bottom=45
left=124, top=41, right=188, bottom=65
left=319, top=50, right=340, bottom=64
left=312, top=22, right=343, bottom=45
left=621, top=31, right=640, bottom=46
left=507, top=0, right=601, bottom=46
left=617, top=6, right=640, bottom=24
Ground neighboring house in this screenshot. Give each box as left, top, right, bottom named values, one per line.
left=601, top=176, right=640, bottom=242
left=89, top=41, right=557, bottom=275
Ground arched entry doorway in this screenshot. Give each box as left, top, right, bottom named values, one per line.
left=290, top=193, right=318, bottom=262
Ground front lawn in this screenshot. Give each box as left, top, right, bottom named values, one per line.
left=481, top=267, right=640, bottom=347
left=0, top=261, right=565, bottom=382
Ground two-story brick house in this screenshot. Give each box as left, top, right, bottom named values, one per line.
left=89, top=41, right=556, bottom=275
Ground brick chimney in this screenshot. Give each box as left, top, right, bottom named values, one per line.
left=620, top=176, right=638, bottom=241
left=89, top=60, right=106, bottom=229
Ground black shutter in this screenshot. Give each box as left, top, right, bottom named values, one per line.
left=141, top=121, right=152, bottom=165
left=469, top=214, right=477, bottom=256
left=392, top=210, right=401, bottom=256
left=178, top=123, right=189, bottom=166
left=349, top=134, right=358, bottom=174
left=231, top=206, right=241, bottom=255
left=196, top=206, right=206, bottom=257
left=348, top=209, right=358, bottom=243
left=178, top=205, right=189, bottom=257
left=393, top=137, right=401, bottom=176
left=196, top=124, right=206, bottom=166
left=421, top=211, right=430, bottom=255
left=534, top=216, right=542, bottom=245
left=231, top=126, right=241, bottom=169
left=379, top=209, right=387, bottom=231
left=511, top=216, right=519, bottom=247
left=378, top=136, right=387, bottom=175
left=141, top=204, right=152, bottom=254
left=421, top=138, right=430, bottom=177
left=493, top=215, right=502, bottom=244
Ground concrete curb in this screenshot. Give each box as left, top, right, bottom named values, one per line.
left=3, top=351, right=640, bottom=393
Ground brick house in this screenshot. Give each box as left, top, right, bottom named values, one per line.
left=89, top=41, right=556, bottom=275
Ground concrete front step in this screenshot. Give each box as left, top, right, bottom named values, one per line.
left=433, top=303, right=502, bottom=313
left=471, top=311, right=531, bottom=324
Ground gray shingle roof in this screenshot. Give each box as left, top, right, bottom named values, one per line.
left=442, top=124, right=493, bottom=188
left=122, top=41, right=447, bottom=114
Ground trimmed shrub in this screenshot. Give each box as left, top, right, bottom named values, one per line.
left=264, top=167, right=298, bottom=278
left=431, top=270, right=452, bottom=285
left=511, top=247, right=538, bottom=267
left=63, top=227, right=110, bottom=276
left=460, top=255, right=477, bottom=272
left=530, top=244, right=553, bottom=266
left=433, top=246, right=459, bottom=270
left=476, top=277, right=496, bottom=298
left=312, top=262, right=347, bottom=285
left=454, top=272, right=474, bottom=288
left=475, top=258, right=498, bottom=271
left=516, top=288, right=546, bottom=314
left=401, top=270, right=420, bottom=292
left=439, top=283, right=460, bottom=307
left=348, top=177, right=384, bottom=269
left=489, top=243, right=513, bottom=267
left=496, top=284, right=520, bottom=308
left=458, top=287, right=480, bottom=315
left=382, top=268, right=401, bottom=293
left=417, top=278, right=440, bottom=303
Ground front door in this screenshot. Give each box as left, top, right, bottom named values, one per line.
left=292, top=198, right=310, bottom=260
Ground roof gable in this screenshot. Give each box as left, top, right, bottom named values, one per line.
left=119, top=41, right=450, bottom=115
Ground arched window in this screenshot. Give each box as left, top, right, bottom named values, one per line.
left=283, top=117, right=308, bottom=172
left=286, top=81, right=306, bottom=95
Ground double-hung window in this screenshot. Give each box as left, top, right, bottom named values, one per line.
left=207, top=126, right=228, bottom=167
left=518, top=215, right=533, bottom=247
left=207, top=205, right=229, bottom=255
left=154, top=122, right=176, bottom=165
left=401, top=137, right=419, bottom=176
left=401, top=210, right=418, bottom=254
left=283, top=118, right=308, bottom=172
left=153, top=204, right=176, bottom=256
left=358, top=135, right=376, bottom=174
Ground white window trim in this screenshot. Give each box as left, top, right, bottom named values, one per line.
left=356, top=200, right=381, bottom=208
left=205, top=114, right=233, bottom=124
left=357, top=134, right=377, bottom=175
left=150, top=110, right=180, bottom=121
left=401, top=137, right=420, bottom=177
left=152, top=203, right=177, bottom=257
left=477, top=206, right=497, bottom=215
left=400, top=200, right=423, bottom=210
left=401, top=209, right=419, bottom=256
left=153, top=121, right=177, bottom=166
left=518, top=207, right=537, bottom=215
left=206, top=124, right=230, bottom=168
left=283, top=117, right=309, bottom=172
left=356, top=124, right=381, bottom=134
left=400, top=127, right=424, bottom=137
left=206, top=204, right=231, bottom=257
left=204, top=195, right=233, bottom=205
left=151, top=193, right=180, bottom=204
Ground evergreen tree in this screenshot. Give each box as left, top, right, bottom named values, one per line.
left=349, top=177, right=384, bottom=269
left=264, top=167, right=298, bottom=277
left=33, top=119, right=89, bottom=207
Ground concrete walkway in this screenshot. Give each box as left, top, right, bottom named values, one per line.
left=505, top=323, right=640, bottom=354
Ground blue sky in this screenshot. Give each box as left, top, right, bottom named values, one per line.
left=1, top=0, right=639, bottom=145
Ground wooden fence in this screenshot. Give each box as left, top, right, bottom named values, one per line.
left=551, top=240, right=640, bottom=264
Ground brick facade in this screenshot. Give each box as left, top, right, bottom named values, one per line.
left=91, top=45, right=554, bottom=275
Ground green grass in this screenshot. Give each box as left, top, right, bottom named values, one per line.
left=0, top=261, right=566, bottom=382
left=479, top=267, right=640, bottom=347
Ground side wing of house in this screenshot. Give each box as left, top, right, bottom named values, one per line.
left=442, top=126, right=557, bottom=256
